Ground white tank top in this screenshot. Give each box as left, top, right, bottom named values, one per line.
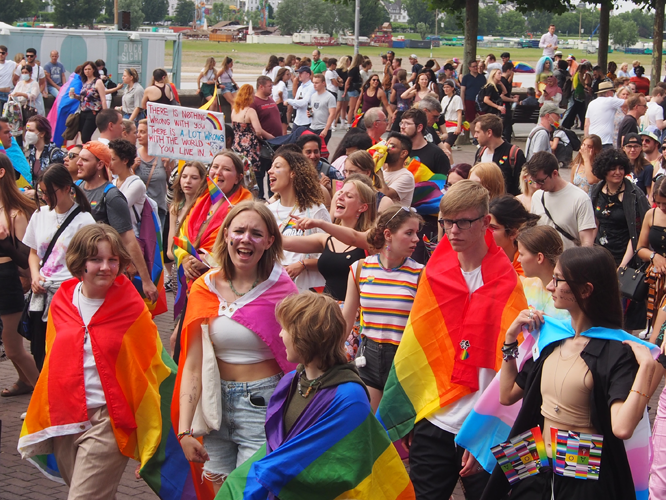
left=208, top=315, right=273, bottom=364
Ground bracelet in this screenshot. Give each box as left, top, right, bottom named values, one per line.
left=630, top=389, right=649, bottom=399
left=502, top=346, right=519, bottom=362
left=502, top=340, right=519, bottom=351
left=177, top=429, right=192, bottom=441
left=299, top=260, right=307, bottom=271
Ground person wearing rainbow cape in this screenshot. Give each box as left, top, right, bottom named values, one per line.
left=377, top=180, right=527, bottom=500
left=18, top=224, right=196, bottom=499
left=218, top=291, right=415, bottom=500
left=483, top=245, right=662, bottom=499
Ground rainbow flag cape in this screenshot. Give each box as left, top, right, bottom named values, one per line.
left=377, top=231, right=527, bottom=442
left=455, top=317, right=658, bottom=500
left=134, top=198, right=167, bottom=317
left=18, top=275, right=198, bottom=499
left=47, top=73, right=82, bottom=147
left=218, top=370, right=415, bottom=500
left=405, top=158, right=447, bottom=216
left=444, top=120, right=470, bottom=131
left=2, top=138, right=31, bottom=187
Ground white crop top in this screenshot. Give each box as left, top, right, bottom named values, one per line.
left=208, top=315, right=273, bottom=364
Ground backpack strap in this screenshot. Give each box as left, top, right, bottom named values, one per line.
left=509, top=145, right=519, bottom=169
left=476, top=146, right=488, bottom=163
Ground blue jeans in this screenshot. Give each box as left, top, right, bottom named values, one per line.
left=47, top=85, right=60, bottom=98
left=0, top=91, right=8, bottom=112
left=203, top=373, right=282, bottom=477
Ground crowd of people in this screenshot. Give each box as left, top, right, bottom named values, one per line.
left=3, top=40, right=666, bottom=500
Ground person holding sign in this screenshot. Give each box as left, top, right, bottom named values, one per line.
left=486, top=246, right=661, bottom=500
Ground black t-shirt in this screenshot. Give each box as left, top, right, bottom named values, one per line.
left=412, top=63, right=423, bottom=76
left=501, top=76, right=512, bottom=98
left=411, top=142, right=450, bottom=176
left=423, top=125, right=442, bottom=146
left=348, top=66, right=362, bottom=92
left=617, top=115, right=638, bottom=148
left=482, top=84, right=502, bottom=114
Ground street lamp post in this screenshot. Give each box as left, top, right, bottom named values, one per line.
left=354, top=0, right=360, bottom=56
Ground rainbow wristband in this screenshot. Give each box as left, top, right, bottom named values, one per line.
left=177, top=429, right=192, bottom=441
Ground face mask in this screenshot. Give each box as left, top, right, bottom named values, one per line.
left=552, top=120, right=560, bottom=129
left=24, top=131, right=39, bottom=145
left=21, top=74, right=30, bottom=81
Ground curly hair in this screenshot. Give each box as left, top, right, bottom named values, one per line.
left=592, top=148, right=632, bottom=180
left=233, top=84, right=255, bottom=113
left=367, top=204, right=423, bottom=250
left=276, top=150, right=324, bottom=210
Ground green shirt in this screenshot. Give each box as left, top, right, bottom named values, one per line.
left=311, top=60, right=326, bottom=75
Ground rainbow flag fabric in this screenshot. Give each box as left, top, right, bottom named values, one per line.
left=217, top=370, right=414, bottom=500
left=376, top=230, right=527, bottom=442
left=18, top=275, right=197, bottom=499
left=46, top=73, right=82, bottom=147
left=405, top=158, right=447, bottom=216
left=455, top=316, right=659, bottom=500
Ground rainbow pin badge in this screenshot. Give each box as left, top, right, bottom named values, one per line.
left=460, top=339, right=470, bottom=360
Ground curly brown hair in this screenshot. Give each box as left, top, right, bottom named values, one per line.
left=276, top=150, right=324, bottom=210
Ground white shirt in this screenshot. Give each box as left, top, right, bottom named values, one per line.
left=0, top=60, right=17, bottom=89
left=382, top=167, right=415, bottom=207
left=585, top=96, right=625, bottom=145
left=272, top=80, right=287, bottom=103
left=427, top=265, right=495, bottom=433
left=531, top=184, right=597, bottom=250
left=267, top=200, right=331, bottom=292
left=325, top=69, right=340, bottom=93
left=539, top=32, right=559, bottom=57
left=14, top=63, right=45, bottom=82
left=480, top=148, right=494, bottom=163
left=114, top=175, right=147, bottom=237
left=73, top=282, right=107, bottom=410
left=23, top=205, right=96, bottom=283
left=441, top=94, right=463, bottom=132
left=647, top=101, right=665, bottom=128
left=287, top=80, right=315, bottom=126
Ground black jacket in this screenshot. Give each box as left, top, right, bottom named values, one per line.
left=590, top=178, right=650, bottom=261
left=481, top=338, right=640, bottom=500
left=473, top=140, right=525, bottom=196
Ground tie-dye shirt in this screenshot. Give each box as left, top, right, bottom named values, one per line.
left=520, top=275, right=571, bottom=321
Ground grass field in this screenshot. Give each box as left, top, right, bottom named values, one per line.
left=170, top=39, right=661, bottom=76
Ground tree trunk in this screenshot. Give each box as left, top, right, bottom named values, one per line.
left=462, top=0, right=478, bottom=76
left=597, top=2, right=610, bottom=73
left=652, top=0, right=665, bottom=91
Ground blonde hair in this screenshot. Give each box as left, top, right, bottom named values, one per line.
left=346, top=150, right=382, bottom=190
left=66, top=224, right=131, bottom=278
left=339, top=176, right=377, bottom=232
left=439, top=179, right=489, bottom=218
left=484, top=69, right=501, bottom=91
left=469, top=162, right=505, bottom=199
left=212, top=201, right=283, bottom=281
left=275, top=292, right=347, bottom=370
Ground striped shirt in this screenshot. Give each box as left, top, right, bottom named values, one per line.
left=350, top=254, right=423, bottom=345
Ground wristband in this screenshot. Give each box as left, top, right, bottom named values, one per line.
left=630, top=389, right=649, bottom=399
left=299, top=260, right=307, bottom=271
left=502, top=346, right=519, bottom=362
left=177, top=429, right=192, bottom=441
left=502, top=340, right=519, bottom=350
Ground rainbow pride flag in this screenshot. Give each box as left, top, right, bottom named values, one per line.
left=455, top=317, right=658, bottom=500
left=47, top=73, right=82, bottom=147
left=405, top=158, right=447, bottom=216
left=134, top=198, right=167, bottom=317
left=18, top=276, right=198, bottom=499
left=207, top=176, right=225, bottom=205
left=218, top=371, right=414, bottom=500
left=377, top=231, right=526, bottom=442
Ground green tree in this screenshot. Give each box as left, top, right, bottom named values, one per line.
left=359, top=0, right=388, bottom=36
left=525, top=11, right=552, bottom=35
left=477, top=5, right=499, bottom=36
left=441, top=10, right=463, bottom=33
left=53, top=0, right=105, bottom=27
left=275, top=0, right=309, bottom=35
left=99, top=0, right=114, bottom=23
left=610, top=16, right=639, bottom=47
left=416, top=21, right=427, bottom=39
left=403, top=0, right=434, bottom=30
left=143, top=0, right=168, bottom=23
left=119, top=0, right=144, bottom=29
left=499, top=10, right=526, bottom=37
left=173, top=0, right=194, bottom=25
left=0, top=0, right=41, bottom=25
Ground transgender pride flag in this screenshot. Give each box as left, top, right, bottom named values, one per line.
left=455, top=317, right=658, bottom=500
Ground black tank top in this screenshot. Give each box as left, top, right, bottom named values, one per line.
left=152, top=83, right=171, bottom=105
left=317, top=236, right=366, bottom=301
left=649, top=209, right=666, bottom=256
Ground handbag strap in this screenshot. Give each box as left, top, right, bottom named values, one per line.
left=144, top=158, right=158, bottom=191
left=541, top=193, right=579, bottom=244
left=41, top=206, right=82, bottom=266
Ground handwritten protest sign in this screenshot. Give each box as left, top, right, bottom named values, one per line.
left=146, top=102, right=225, bottom=162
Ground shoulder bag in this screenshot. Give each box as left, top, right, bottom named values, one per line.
left=18, top=206, right=82, bottom=339
left=541, top=192, right=581, bottom=246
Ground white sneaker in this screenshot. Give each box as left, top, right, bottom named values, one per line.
left=21, top=412, right=26, bottom=420
left=331, top=124, right=336, bottom=131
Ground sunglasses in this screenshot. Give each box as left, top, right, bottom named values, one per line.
left=68, top=152, right=80, bottom=159
left=0, top=52, right=6, bottom=55
left=26, top=54, right=36, bottom=58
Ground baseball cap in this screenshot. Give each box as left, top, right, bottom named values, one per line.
left=640, top=126, right=660, bottom=143
left=623, top=133, right=641, bottom=147
left=410, top=54, right=417, bottom=59
left=297, top=66, right=312, bottom=74
left=539, top=102, right=565, bottom=117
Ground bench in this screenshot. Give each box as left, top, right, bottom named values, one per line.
left=511, top=104, right=539, bottom=124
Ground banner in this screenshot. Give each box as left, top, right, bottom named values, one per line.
left=146, top=102, right=225, bottom=162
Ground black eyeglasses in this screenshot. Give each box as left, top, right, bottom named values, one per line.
left=531, top=174, right=551, bottom=186
left=438, top=215, right=484, bottom=230
left=551, top=275, right=568, bottom=287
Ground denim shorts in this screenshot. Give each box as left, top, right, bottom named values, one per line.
left=203, top=373, right=282, bottom=477
left=219, top=82, right=235, bottom=95
left=347, top=89, right=360, bottom=98
left=357, top=337, right=398, bottom=390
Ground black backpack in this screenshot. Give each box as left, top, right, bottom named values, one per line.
left=475, top=86, right=489, bottom=113
left=560, top=128, right=581, bottom=151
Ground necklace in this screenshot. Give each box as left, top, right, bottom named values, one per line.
left=297, top=370, right=324, bottom=398
left=55, top=204, right=75, bottom=228
left=227, top=277, right=259, bottom=297
left=76, top=286, right=91, bottom=345
left=552, top=340, right=588, bottom=413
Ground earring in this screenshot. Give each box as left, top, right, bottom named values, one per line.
left=84, top=268, right=88, bottom=273
left=230, top=240, right=233, bottom=246
left=386, top=244, right=391, bottom=252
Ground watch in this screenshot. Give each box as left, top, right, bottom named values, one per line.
left=650, top=251, right=656, bottom=263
